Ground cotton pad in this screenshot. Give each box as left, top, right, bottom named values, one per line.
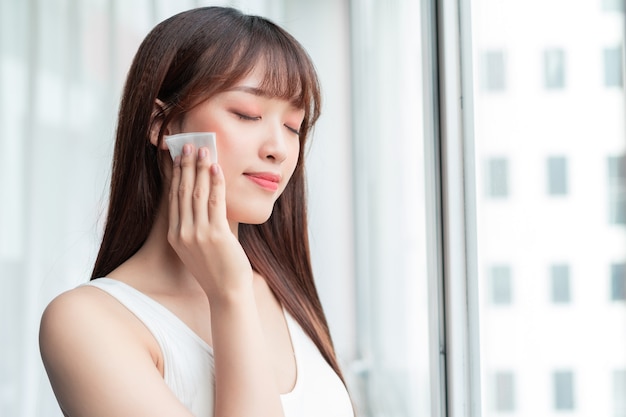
left=164, top=132, right=218, bottom=164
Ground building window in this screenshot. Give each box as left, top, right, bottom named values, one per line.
left=494, top=372, right=515, bottom=411
left=603, top=0, right=625, bottom=12
left=490, top=265, right=512, bottom=305
left=608, top=156, right=626, bottom=225
left=551, top=264, right=571, bottom=303
left=547, top=156, right=568, bottom=196
left=604, top=46, right=624, bottom=87
left=554, top=370, right=575, bottom=410
left=487, top=157, right=509, bottom=198
left=544, top=49, right=565, bottom=89
left=614, top=370, right=626, bottom=417
left=481, top=50, right=506, bottom=91
left=611, top=263, right=626, bottom=301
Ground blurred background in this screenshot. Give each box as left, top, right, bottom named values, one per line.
left=0, top=0, right=624, bottom=416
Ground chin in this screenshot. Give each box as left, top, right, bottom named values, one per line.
left=229, top=206, right=275, bottom=225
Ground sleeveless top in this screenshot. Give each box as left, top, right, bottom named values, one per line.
left=85, top=278, right=353, bottom=417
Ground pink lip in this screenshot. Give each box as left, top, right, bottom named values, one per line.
left=244, top=172, right=281, bottom=191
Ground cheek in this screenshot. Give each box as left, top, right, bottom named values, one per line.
left=286, top=142, right=301, bottom=173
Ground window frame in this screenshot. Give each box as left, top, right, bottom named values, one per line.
left=435, top=0, right=482, bottom=416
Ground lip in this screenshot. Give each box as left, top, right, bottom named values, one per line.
left=244, top=172, right=281, bottom=191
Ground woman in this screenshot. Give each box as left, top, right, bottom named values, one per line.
left=39, top=7, right=354, bottom=417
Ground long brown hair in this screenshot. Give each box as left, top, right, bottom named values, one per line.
left=91, top=7, right=344, bottom=383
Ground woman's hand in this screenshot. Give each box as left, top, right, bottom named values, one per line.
left=167, top=143, right=253, bottom=304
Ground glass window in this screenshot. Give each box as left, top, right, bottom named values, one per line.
left=604, top=46, right=624, bottom=88
left=493, top=371, right=515, bottom=411
left=490, top=265, right=512, bottom=305
left=608, top=156, right=626, bottom=225
left=612, top=263, right=626, bottom=301
left=615, top=369, right=626, bottom=417
left=554, top=370, right=575, bottom=410
left=471, top=0, right=626, bottom=416
left=551, top=264, right=571, bottom=303
left=487, top=157, right=509, bottom=198
left=603, top=0, right=625, bottom=12
left=547, top=156, right=568, bottom=196
left=544, top=49, right=565, bottom=90
left=481, top=50, right=506, bottom=91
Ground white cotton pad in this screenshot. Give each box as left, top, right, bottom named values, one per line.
left=164, top=132, right=218, bottom=164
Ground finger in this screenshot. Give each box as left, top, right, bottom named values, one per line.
left=192, top=147, right=212, bottom=229
left=208, top=163, right=228, bottom=229
left=178, top=144, right=196, bottom=229
left=168, top=155, right=182, bottom=234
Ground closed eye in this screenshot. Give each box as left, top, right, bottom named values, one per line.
left=285, top=124, right=300, bottom=136
left=235, top=112, right=261, bottom=121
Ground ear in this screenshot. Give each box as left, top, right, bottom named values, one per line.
left=149, top=99, right=171, bottom=150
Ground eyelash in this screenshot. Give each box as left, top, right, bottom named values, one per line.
left=236, top=113, right=260, bottom=122
left=235, top=112, right=301, bottom=136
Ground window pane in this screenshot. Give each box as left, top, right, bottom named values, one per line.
left=493, top=372, right=515, bottom=411
left=609, top=156, right=626, bottom=224
left=612, top=263, right=626, bottom=301
left=490, top=265, right=512, bottom=305
left=615, top=370, right=626, bottom=417
left=471, top=1, right=626, bottom=416
left=544, top=49, right=565, bottom=90
left=554, top=370, right=575, bottom=410
left=551, top=264, right=571, bottom=303
left=487, top=157, right=509, bottom=198
left=604, top=46, right=624, bottom=88
left=603, top=0, right=625, bottom=13
left=481, top=50, right=506, bottom=92
left=547, top=156, right=568, bottom=195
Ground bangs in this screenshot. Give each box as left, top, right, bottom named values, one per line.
left=238, top=16, right=320, bottom=125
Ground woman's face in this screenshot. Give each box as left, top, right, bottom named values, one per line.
left=171, top=66, right=305, bottom=225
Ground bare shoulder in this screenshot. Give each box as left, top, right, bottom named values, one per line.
left=40, top=284, right=143, bottom=354
left=39, top=285, right=191, bottom=417
left=39, top=283, right=160, bottom=372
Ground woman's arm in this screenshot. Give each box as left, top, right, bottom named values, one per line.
left=167, top=144, right=285, bottom=417
left=39, top=286, right=196, bottom=417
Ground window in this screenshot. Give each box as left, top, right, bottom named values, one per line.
left=487, top=157, right=509, bottom=198
left=544, top=49, right=565, bottom=89
left=551, top=264, right=571, bottom=303
left=603, top=0, right=625, bottom=12
left=547, top=156, right=568, bottom=196
left=554, top=370, right=575, bottom=410
left=490, top=265, right=512, bottom=305
left=472, top=1, right=626, bottom=417
left=481, top=50, right=506, bottom=91
left=612, top=263, right=626, bottom=301
left=604, top=46, right=624, bottom=88
left=615, top=370, right=626, bottom=417
left=493, top=372, right=515, bottom=411
left=608, top=156, right=626, bottom=225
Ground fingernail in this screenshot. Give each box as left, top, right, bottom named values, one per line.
left=210, top=164, right=219, bottom=175
left=183, top=144, right=191, bottom=155
left=173, top=155, right=181, bottom=167
left=199, top=148, right=207, bottom=160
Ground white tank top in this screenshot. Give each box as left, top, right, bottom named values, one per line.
left=85, top=278, right=353, bottom=417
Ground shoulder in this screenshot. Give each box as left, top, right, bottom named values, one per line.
left=39, top=284, right=179, bottom=416
left=39, top=285, right=108, bottom=344
left=40, top=283, right=156, bottom=361
left=39, top=283, right=163, bottom=384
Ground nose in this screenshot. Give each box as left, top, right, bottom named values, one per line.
left=260, top=121, right=288, bottom=163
